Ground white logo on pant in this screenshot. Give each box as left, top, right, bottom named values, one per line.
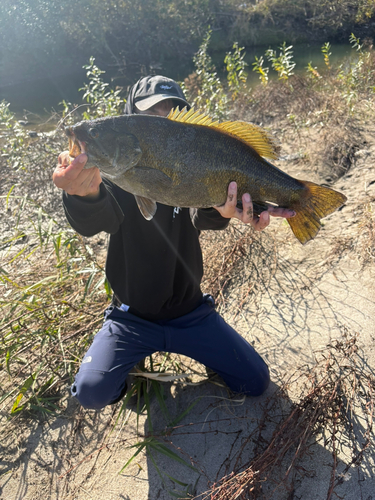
left=173, top=207, right=181, bottom=218
left=82, top=356, right=92, bottom=364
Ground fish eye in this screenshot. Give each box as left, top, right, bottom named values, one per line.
left=88, top=128, right=99, bottom=139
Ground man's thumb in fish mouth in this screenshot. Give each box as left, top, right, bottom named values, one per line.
left=76, top=153, right=88, bottom=165
left=67, top=154, right=89, bottom=174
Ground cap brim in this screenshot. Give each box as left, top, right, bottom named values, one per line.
left=134, top=94, right=189, bottom=111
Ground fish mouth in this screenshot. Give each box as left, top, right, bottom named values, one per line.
left=66, top=129, right=86, bottom=158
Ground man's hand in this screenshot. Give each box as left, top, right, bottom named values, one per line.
left=53, top=152, right=102, bottom=199
left=214, top=181, right=296, bottom=231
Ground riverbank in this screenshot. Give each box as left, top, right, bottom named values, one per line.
left=1, top=42, right=375, bottom=499
left=1, top=102, right=374, bottom=500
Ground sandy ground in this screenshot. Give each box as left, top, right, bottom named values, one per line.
left=1, top=121, right=375, bottom=500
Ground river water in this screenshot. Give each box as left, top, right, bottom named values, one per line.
left=0, top=42, right=353, bottom=127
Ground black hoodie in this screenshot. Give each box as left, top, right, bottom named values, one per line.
left=63, top=78, right=229, bottom=320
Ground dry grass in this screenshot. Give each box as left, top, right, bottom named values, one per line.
left=0, top=131, right=109, bottom=420
left=325, top=200, right=375, bottom=269
left=0, top=225, right=109, bottom=421
left=241, top=76, right=327, bottom=124
left=356, top=202, right=375, bottom=266
left=200, top=224, right=255, bottom=304
left=200, top=222, right=279, bottom=313
left=199, top=330, right=374, bottom=500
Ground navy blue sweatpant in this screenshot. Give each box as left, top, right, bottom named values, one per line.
left=71, top=297, right=270, bottom=409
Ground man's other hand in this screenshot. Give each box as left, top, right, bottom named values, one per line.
left=214, top=181, right=296, bottom=231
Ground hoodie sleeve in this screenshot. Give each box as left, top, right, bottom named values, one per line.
left=190, top=207, right=230, bottom=231
left=62, top=179, right=124, bottom=236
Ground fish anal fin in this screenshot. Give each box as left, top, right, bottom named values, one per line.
left=167, top=107, right=279, bottom=160
left=135, top=196, right=157, bottom=220
left=288, top=180, right=347, bottom=244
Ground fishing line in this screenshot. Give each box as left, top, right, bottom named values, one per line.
left=56, top=104, right=91, bottom=132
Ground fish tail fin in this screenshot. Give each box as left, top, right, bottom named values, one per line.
left=288, top=181, right=347, bottom=244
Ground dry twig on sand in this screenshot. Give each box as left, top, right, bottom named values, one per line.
left=200, top=329, right=374, bottom=500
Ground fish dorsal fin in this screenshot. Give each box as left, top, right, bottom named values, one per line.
left=167, top=107, right=279, bottom=160
left=168, top=107, right=220, bottom=127
left=216, top=121, right=280, bottom=160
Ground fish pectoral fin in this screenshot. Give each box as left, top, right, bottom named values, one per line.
left=135, top=196, right=157, bottom=220
left=130, top=167, right=174, bottom=219
left=288, top=181, right=347, bottom=244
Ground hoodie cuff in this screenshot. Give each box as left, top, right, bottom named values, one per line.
left=63, top=182, right=107, bottom=211
left=190, top=207, right=230, bottom=231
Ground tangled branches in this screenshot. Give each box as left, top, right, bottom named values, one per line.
left=201, top=329, right=374, bottom=499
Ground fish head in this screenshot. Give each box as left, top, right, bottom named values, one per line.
left=65, top=117, right=142, bottom=177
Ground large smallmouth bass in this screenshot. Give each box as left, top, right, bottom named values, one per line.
left=66, top=107, right=347, bottom=244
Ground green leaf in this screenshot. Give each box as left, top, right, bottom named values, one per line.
left=151, top=380, right=170, bottom=423
left=11, top=373, right=35, bottom=414
left=5, top=349, right=11, bottom=376
left=143, top=385, right=153, bottom=434
left=147, top=450, right=195, bottom=498
left=6, top=184, right=15, bottom=210
left=169, top=398, right=201, bottom=427
left=83, top=271, right=97, bottom=299
left=104, top=277, right=112, bottom=299
left=149, top=441, right=197, bottom=471
left=119, top=440, right=149, bottom=473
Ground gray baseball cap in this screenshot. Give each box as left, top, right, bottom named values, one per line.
left=133, top=75, right=190, bottom=111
